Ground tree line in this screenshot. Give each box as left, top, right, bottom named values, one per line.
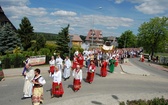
left=0, top=16, right=168, bottom=59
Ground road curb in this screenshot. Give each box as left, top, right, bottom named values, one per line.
left=120, top=64, right=149, bottom=76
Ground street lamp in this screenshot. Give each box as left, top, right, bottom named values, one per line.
left=68, top=35, right=73, bottom=58
left=91, top=30, right=95, bottom=46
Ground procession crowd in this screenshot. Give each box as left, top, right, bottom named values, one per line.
left=21, top=48, right=142, bottom=105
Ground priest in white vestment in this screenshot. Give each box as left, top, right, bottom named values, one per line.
left=63, top=56, right=71, bottom=81
left=22, top=64, right=34, bottom=98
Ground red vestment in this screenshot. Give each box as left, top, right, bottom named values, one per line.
left=100, top=61, right=108, bottom=77
left=77, top=54, right=84, bottom=68
left=50, top=66, right=55, bottom=74
left=52, top=82, right=64, bottom=96
left=73, top=79, right=81, bottom=91
left=86, top=64, right=96, bottom=83
left=72, top=57, right=78, bottom=69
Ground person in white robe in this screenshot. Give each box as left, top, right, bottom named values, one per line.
left=22, top=64, right=34, bottom=99
left=63, top=56, right=72, bottom=81
left=55, top=55, right=63, bottom=71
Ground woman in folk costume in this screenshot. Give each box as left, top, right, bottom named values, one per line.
left=32, top=68, right=46, bottom=105
left=100, top=58, right=108, bottom=77
left=86, top=60, right=96, bottom=84
left=49, top=56, right=55, bottom=75
left=50, top=66, right=64, bottom=98
left=109, top=57, right=116, bottom=73
left=72, top=54, right=79, bottom=70
left=63, top=56, right=72, bottom=81
left=72, top=65, right=82, bottom=92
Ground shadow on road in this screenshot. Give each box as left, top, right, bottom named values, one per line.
left=95, top=73, right=101, bottom=77
left=46, top=88, right=52, bottom=96
left=67, top=84, right=73, bottom=91
left=91, top=101, right=104, bottom=105
left=112, top=95, right=119, bottom=100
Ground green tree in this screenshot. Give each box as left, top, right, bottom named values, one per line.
left=118, top=30, right=137, bottom=48
left=137, top=16, right=168, bottom=57
left=17, top=17, right=34, bottom=50
left=36, top=35, right=46, bottom=51
left=0, top=23, right=22, bottom=54
left=55, top=24, right=70, bottom=57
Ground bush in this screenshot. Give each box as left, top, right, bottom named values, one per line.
left=119, top=97, right=168, bottom=105
left=38, top=48, right=51, bottom=55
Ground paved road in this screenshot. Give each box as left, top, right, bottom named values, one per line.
left=129, top=58, right=168, bottom=79
left=0, top=59, right=168, bottom=105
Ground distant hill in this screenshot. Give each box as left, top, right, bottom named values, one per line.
left=33, top=32, right=58, bottom=41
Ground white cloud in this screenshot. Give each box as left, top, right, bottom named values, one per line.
left=50, top=10, right=77, bottom=17
left=3, top=6, right=47, bottom=18
left=115, top=0, right=124, bottom=4
left=0, top=0, right=30, bottom=6
left=128, top=0, right=168, bottom=14
left=113, top=0, right=168, bottom=14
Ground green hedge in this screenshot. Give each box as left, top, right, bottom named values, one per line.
left=0, top=53, right=52, bottom=69
left=120, top=97, right=168, bottom=105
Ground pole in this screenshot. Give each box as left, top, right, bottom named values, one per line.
left=91, top=30, right=94, bottom=46
left=69, top=35, right=73, bottom=58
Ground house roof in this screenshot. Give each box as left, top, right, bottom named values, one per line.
left=0, top=6, right=16, bottom=30
left=70, top=34, right=83, bottom=42
left=85, top=29, right=103, bottom=41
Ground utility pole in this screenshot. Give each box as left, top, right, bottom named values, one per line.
left=68, top=35, right=73, bottom=58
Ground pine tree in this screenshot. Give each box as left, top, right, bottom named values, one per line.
left=17, top=17, right=34, bottom=51
left=55, top=24, right=70, bottom=57
left=0, top=23, right=22, bottom=54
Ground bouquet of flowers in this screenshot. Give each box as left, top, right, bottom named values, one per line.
left=90, top=69, right=94, bottom=73
left=55, top=85, right=60, bottom=90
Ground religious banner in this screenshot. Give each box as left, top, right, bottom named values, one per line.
left=102, top=45, right=114, bottom=51
left=29, top=55, right=46, bottom=66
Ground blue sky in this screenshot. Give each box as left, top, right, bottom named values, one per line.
left=1, top=0, right=168, bottom=37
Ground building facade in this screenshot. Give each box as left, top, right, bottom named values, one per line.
left=85, top=29, right=104, bottom=46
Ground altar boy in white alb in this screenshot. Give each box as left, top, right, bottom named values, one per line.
left=55, top=54, right=63, bottom=71
left=63, top=56, right=72, bottom=81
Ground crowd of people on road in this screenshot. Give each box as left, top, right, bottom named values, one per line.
left=21, top=48, right=142, bottom=105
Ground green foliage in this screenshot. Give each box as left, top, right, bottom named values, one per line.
left=119, top=97, right=168, bottom=105
left=118, top=30, right=137, bottom=48
left=137, top=16, right=168, bottom=56
left=0, top=23, right=22, bottom=54
left=55, top=24, right=70, bottom=57
left=17, top=17, right=34, bottom=51
left=45, top=41, right=57, bottom=53
left=1, top=53, right=25, bottom=68
left=33, top=32, right=58, bottom=41
left=38, top=48, right=50, bottom=55
left=35, top=35, right=46, bottom=51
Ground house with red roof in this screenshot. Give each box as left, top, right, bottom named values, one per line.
left=85, top=29, right=104, bottom=46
